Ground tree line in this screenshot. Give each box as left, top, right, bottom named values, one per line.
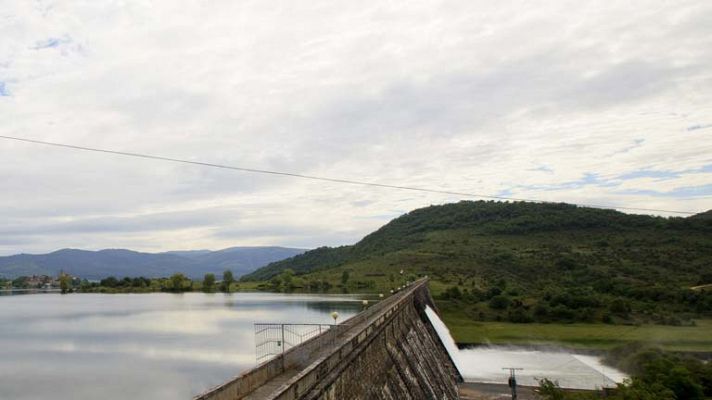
left=75, top=270, right=237, bottom=293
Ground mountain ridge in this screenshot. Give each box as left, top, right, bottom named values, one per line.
left=0, top=246, right=306, bottom=280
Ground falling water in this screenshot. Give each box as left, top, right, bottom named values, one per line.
left=424, top=306, right=463, bottom=367
left=424, top=306, right=627, bottom=390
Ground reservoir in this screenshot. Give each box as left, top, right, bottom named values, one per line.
left=0, top=292, right=363, bottom=400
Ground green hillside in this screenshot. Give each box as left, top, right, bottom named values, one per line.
left=244, top=201, right=712, bottom=325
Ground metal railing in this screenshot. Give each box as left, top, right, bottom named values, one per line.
left=255, top=323, right=334, bottom=363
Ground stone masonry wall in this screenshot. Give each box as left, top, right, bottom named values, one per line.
left=195, top=279, right=461, bottom=400
left=302, top=300, right=460, bottom=400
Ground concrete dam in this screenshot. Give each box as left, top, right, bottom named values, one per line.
left=196, top=278, right=462, bottom=400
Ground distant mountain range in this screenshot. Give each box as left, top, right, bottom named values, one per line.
left=0, top=246, right=306, bottom=280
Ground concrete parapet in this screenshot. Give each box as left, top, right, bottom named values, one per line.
left=195, top=278, right=461, bottom=400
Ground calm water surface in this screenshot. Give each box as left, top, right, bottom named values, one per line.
left=0, top=292, right=363, bottom=399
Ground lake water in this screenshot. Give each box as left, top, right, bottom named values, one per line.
left=0, top=292, right=363, bottom=400
left=425, top=307, right=628, bottom=390
left=1, top=293, right=627, bottom=399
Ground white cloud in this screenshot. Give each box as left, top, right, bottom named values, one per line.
left=0, top=0, right=711, bottom=254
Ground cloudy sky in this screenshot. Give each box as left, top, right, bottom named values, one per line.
left=1, top=0, right=711, bottom=255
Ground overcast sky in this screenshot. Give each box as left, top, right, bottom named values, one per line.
left=1, top=0, right=711, bottom=255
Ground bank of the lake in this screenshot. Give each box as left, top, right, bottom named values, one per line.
left=0, top=288, right=61, bottom=294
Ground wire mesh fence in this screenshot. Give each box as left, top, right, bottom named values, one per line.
left=255, top=323, right=334, bottom=363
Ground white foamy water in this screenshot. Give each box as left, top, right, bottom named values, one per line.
left=424, top=306, right=627, bottom=390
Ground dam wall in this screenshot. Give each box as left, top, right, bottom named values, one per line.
left=196, top=278, right=461, bottom=400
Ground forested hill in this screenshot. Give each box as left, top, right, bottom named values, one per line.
left=244, top=201, right=711, bottom=281
left=243, top=201, right=712, bottom=324
left=692, top=209, right=712, bottom=220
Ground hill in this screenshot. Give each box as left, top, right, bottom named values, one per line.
left=0, top=246, right=306, bottom=280
left=243, top=201, right=712, bottom=324
left=691, top=209, right=712, bottom=220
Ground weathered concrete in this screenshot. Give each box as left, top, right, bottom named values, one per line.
left=196, top=278, right=461, bottom=400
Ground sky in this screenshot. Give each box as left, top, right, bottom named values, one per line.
left=0, top=0, right=711, bottom=255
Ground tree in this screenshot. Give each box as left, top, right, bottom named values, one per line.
left=12, top=276, right=29, bottom=289
left=168, top=273, right=189, bottom=292
left=203, top=273, right=216, bottom=292
left=441, top=286, right=462, bottom=300
left=486, top=286, right=502, bottom=298
left=100, top=276, right=118, bottom=288
left=610, top=298, right=631, bottom=316
left=222, top=270, right=234, bottom=292
left=131, top=277, right=148, bottom=288
left=59, top=273, right=72, bottom=294
left=79, top=279, right=91, bottom=291
left=341, top=271, right=350, bottom=286
left=489, top=295, right=510, bottom=310
left=270, top=275, right=282, bottom=290
left=270, top=269, right=295, bottom=291
left=281, top=269, right=294, bottom=287
left=537, top=379, right=566, bottom=400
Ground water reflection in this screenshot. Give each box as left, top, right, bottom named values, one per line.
left=0, top=292, right=362, bottom=400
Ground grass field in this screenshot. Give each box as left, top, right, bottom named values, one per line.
left=441, top=305, right=712, bottom=352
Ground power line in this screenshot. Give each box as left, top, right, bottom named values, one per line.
left=0, top=134, right=699, bottom=215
